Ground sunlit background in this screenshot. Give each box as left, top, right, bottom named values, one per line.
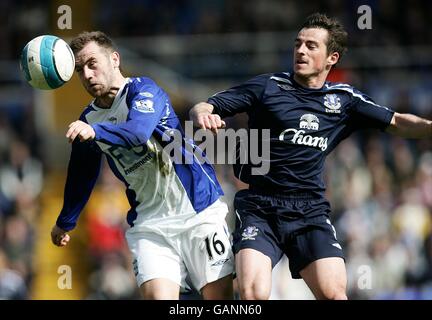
left=0, top=0, right=432, bottom=299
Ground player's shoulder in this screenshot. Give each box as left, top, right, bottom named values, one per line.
left=268, top=72, right=300, bottom=90
left=325, top=80, right=354, bottom=91
left=324, top=81, right=373, bottom=102
left=242, top=72, right=277, bottom=84
left=324, top=81, right=363, bottom=96
left=125, top=77, right=167, bottom=105
left=324, top=81, right=381, bottom=108
left=239, top=72, right=292, bottom=90
left=248, top=71, right=293, bottom=85
left=269, top=71, right=293, bottom=83
left=128, top=76, right=160, bottom=92
left=79, top=103, right=98, bottom=122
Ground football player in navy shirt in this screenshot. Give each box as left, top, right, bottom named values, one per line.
left=189, top=13, right=432, bottom=300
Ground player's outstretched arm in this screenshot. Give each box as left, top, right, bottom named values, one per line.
left=386, top=112, right=432, bottom=139
left=189, top=102, right=226, bottom=134
left=51, top=225, right=71, bottom=247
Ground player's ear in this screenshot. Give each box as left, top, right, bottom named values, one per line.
left=327, top=51, right=339, bottom=67
left=111, top=51, right=120, bottom=68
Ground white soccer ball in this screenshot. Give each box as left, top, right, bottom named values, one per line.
left=20, top=35, right=75, bottom=90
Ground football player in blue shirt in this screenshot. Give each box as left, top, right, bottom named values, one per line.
left=50, top=31, right=234, bottom=300
left=190, top=13, right=432, bottom=300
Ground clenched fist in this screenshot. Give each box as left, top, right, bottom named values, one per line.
left=51, top=225, right=71, bottom=247
left=66, top=120, right=96, bottom=143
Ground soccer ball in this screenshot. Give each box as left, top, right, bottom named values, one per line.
left=20, top=35, right=75, bottom=90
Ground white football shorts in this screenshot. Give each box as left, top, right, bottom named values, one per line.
left=125, top=199, right=234, bottom=292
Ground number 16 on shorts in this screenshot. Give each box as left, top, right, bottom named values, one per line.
left=204, top=232, right=229, bottom=265
left=204, top=232, right=226, bottom=261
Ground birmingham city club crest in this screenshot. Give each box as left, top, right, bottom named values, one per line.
left=324, top=94, right=341, bottom=113
left=242, top=226, right=259, bottom=240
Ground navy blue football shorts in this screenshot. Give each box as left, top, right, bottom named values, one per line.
left=232, top=189, right=345, bottom=279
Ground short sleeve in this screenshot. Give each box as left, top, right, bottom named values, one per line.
left=207, top=74, right=270, bottom=118
left=348, top=88, right=395, bottom=130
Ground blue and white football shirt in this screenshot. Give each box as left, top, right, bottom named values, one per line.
left=56, top=77, right=223, bottom=232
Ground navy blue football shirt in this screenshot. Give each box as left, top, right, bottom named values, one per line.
left=208, top=72, right=395, bottom=196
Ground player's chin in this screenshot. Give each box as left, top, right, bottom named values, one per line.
left=293, top=65, right=310, bottom=76
left=86, top=85, right=104, bottom=97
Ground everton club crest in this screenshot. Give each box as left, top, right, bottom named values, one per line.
left=324, top=94, right=341, bottom=113
left=241, top=226, right=259, bottom=241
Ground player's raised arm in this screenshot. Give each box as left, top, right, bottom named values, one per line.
left=386, top=112, right=432, bottom=139
left=91, top=80, right=167, bottom=148
left=189, top=102, right=225, bottom=134
left=190, top=74, right=269, bottom=134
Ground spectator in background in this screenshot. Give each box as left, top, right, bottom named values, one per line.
left=0, top=248, right=27, bottom=299
left=0, top=138, right=43, bottom=206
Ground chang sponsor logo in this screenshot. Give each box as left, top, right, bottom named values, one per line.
left=279, top=129, right=328, bottom=151
left=299, top=114, right=319, bottom=130
left=279, top=114, right=328, bottom=151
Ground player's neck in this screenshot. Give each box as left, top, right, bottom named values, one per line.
left=293, top=72, right=327, bottom=89
left=95, top=75, right=127, bottom=108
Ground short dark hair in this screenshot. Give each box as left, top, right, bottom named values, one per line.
left=300, top=13, right=348, bottom=60
left=69, top=31, right=116, bottom=54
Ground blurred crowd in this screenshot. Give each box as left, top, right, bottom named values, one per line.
left=83, top=161, right=139, bottom=300
left=0, top=104, right=42, bottom=299
left=327, top=131, right=432, bottom=299
left=94, top=0, right=432, bottom=46
left=0, top=0, right=432, bottom=300
left=1, top=0, right=432, bottom=60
